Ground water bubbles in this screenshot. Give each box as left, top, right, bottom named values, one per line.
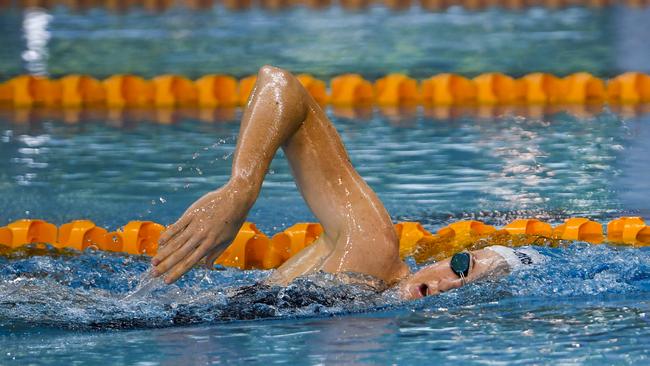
left=196, top=168, right=203, bottom=175
left=192, top=152, right=200, bottom=160
left=159, top=197, right=167, bottom=204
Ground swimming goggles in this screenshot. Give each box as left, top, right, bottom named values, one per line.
left=450, top=252, right=472, bottom=285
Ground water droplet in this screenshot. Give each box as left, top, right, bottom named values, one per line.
left=192, top=152, right=200, bottom=160
left=196, top=168, right=203, bottom=175
left=177, top=166, right=183, bottom=172
left=159, top=197, right=167, bottom=204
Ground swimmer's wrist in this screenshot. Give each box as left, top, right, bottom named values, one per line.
left=225, top=176, right=260, bottom=207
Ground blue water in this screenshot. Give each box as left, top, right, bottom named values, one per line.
left=2, top=3, right=650, bottom=365
left=2, top=5, right=650, bottom=79
left=2, top=243, right=650, bottom=364
left=1, top=109, right=649, bottom=231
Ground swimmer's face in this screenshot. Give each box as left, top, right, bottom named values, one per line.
left=398, top=248, right=505, bottom=300
left=398, top=255, right=470, bottom=300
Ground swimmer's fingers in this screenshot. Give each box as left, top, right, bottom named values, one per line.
left=153, top=233, right=205, bottom=277
left=152, top=228, right=193, bottom=267
left=158, top=217, right=191, bottom=247
left=203, top=244, right=229, bottom=269
left=164, top=238, right=216, bottom=284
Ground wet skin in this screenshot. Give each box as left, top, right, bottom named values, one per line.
left=151, top=65, right=511, bottom=299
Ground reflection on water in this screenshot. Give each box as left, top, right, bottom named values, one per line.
left=21, top=8, right=52, bottom=76
left=2, top=103, right=650, bottom=125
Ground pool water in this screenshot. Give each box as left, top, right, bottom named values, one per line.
left=2, top=5, right=650, bottom=79
left=2, top=3, right=650, bottom=365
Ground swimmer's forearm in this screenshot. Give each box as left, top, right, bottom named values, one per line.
left=226, top=66, right=308, bottom=203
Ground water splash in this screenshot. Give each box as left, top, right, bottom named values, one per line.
left=0, top=244, right=649, bottom=330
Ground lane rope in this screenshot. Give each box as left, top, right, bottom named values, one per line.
left=1, top=72, right=649, bottom=109
left=1, top=217, right=648, bottom=269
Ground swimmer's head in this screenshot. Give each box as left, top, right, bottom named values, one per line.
left=397, top=248, right=503, bottom=300
left=398, top=255, right=468, bottom=300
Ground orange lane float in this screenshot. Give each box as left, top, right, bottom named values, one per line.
left=103, top=74, right=153, bottom=107
left=330, top=74, right=374, bottom=106
left=560, top=72, right=606, bottom=104
left=297, top=74, right=329, bottom=105
left=0, top=219, right=58, bottom=249
left=215, top=222, right=273, bottom=269
left=395, top=222, right=433, bottom=258
left=195, top=75, right=240, bottom=107
left=58, top=220, right=108, bottom=251
left=374, top=73, right=419, bottom=105
left=520, top=72, right=563, bottom=104
left=607, top=217, right=650, bottom=245
left=607, top=72, right=650, bottom=104
left=104, top=221, right=165, bottom=255
left=473, top=72, right=523, bottom=104
left=151, top=75, right=198, bottom=107
left=420, top=73, right=476, bottom=105
left=271, top=223, right=324, bottom=262
left=2, top=72, right=650, bottom=108
left=503, top=219, right=553, bottom=237
left=2, top=217, right=650, bottom=267
left=552, top=217, right=603, bottom=243
left=0, top=75, right=60, bottom=107
left=59, top=75, right=106, bottom=107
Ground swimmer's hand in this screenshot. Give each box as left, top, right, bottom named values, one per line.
left=151, top=180, right=252, bottom=284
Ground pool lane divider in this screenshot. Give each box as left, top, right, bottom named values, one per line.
left=1, top=217, right=649, bottom=270
left=1, top=72, right=649, bottom=109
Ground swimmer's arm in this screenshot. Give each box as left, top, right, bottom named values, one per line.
left=152, top=66, right=309, bottom=283
left=153, top=65, right=407, bottom=285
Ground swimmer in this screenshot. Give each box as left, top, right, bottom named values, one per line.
left=151, top=65, right=543, bottom=300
